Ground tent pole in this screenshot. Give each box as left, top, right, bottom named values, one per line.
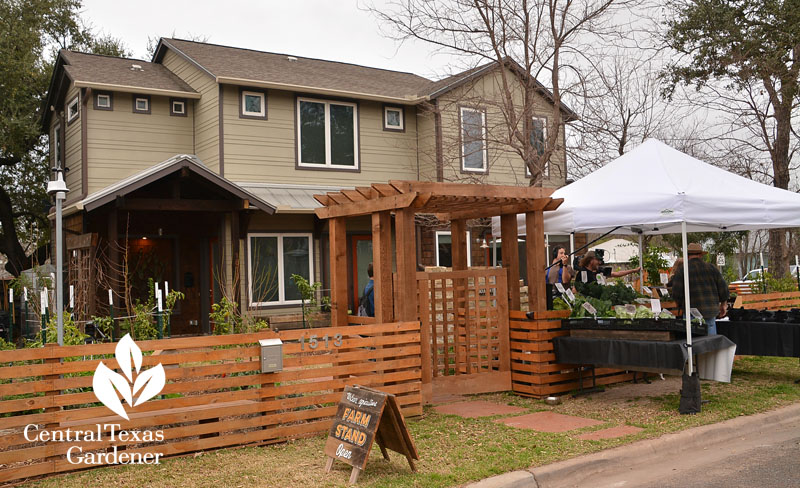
left=545, top=234, right=550, bottom=265
left=681, top=221, right=693, bottom=374
left=569, top=233, right=575, bottom=256
left=492, top=237, right=497, bottom=267
left=638, top=233, right=644, bottom=293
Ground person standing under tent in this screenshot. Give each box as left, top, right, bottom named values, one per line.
left=671, top=243, right=729, bottom=335
left=575, top=250, right=641, bottom=284
left=547, top=247, right=574, bottom=294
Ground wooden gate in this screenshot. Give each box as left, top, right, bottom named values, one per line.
left=417, top=268, right=511, bottom=402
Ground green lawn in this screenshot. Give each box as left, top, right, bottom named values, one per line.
left=21, top=356, right=800, bottom=488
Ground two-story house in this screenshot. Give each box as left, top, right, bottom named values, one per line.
left=42, top=38, right=576, bottom=334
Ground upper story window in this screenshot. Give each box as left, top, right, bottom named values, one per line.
left=52, top=123, right=62, bottom=167
left=297, top=97, right=359, bottom=170
left=170, top=98, right=187, bottom=117
left=133, top=94, right=151, bottom=114
left=240, top=89, right=267, bottom=119
left=66, top=95, right=80, bottom=123
left=248, top=233, right=313, bottom=306
left=383, top=105, right=404, bottom=131
left=94, top=92, right=112, bottom=110
left=526, top=116, right=549, bottom=178
left=460, top=106, right=487, bottom=173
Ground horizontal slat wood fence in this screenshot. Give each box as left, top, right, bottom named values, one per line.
left=734, top=291, right=800, bottom=310
left=0, top=322, right=422, bottom=484
left=510, top=310, right=632, bottom=397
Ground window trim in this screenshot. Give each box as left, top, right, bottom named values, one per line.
left=170, top=97, right=187, bottom=117
left=132, top=94, right=151, bottom=114
left=52, top=122, right=63, bottom=168
left=247, top=232, right=314, bottom=307
left=526, top=115, right=549, bottom=178
left=66, top=95, right=80, bottom=124
left=435, top=230, right=472, bottom=267
left=459, top=106, right=488, bottom=173
left=296, top=96, right=360, bottom=171
left=382, top=105, right=405, bottom=132
left=239, top=88, right=267, bottom=120
left=94, top=91, right=113, bottom=111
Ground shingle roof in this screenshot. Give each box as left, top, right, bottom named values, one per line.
left=160, top=38, right=432, bottom=101
left=61, top=50, right=198, bottom=95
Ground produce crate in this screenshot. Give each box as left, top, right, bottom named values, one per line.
left=562, top=317, right=707, bottom=336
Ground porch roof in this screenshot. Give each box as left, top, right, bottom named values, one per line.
left=78, top=155, right=277, bottom=213
left=313, top=181, right=563, bottom=220
left=237, top=183, right=353, bottom=214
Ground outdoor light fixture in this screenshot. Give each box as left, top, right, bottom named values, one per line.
left=480, top=238, right=489, bottom=249
left=47, top=166, right=69, bottom=346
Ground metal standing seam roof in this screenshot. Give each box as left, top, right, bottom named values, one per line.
left=78, top=155, right=276, bottom=213
left=237, top=183, right=353, bottom=213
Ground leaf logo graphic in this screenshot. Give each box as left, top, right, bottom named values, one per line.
left=93, top=334, right=166, bottom=420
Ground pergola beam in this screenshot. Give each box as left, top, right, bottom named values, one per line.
left=389, top=180, right=555, bottom=199
left=314, top=192, right=419, bottom=219
left=434, top=198, right=560, bottom=221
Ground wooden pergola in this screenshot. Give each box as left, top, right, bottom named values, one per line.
left=314, top=181, right=563, bottom=327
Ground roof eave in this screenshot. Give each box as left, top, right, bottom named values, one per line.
left=72, top=80, right=201, bottom=99
left=215, top=76, right=427, bottom=105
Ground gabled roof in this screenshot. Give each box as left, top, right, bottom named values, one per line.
left=79, top=155, right=276, bottom=213
left=42, top=50, right=199, bottom=129
left=154, top=38, right=432, bottom=104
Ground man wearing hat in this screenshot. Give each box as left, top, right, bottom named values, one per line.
left=576, top=250, right=640, bottom=284
left=671, top=243, right=729, bottom=335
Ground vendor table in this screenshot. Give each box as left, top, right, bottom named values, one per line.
left=553, top=334, right=737, bottom=382
left=717, top=321, right=800, bottom=358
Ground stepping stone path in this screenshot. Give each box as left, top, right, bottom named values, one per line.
left=577, top=425, right=643, bottom=440
left=496, top=411, right=603, bottom=432
left=433, top=401, right=527, bottom=418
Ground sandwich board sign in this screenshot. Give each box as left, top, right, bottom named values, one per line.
left=324, top=385, right=418, bottom=484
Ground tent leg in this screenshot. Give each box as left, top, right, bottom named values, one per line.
left=681, top=221, right=693, bottom=374
left=638, top=233, right=644, bottom=293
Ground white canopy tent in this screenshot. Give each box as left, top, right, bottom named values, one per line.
left=492, top=138, right=800, bottom=375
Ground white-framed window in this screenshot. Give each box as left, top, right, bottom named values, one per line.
left=66, top=95, right=80, bottom=123
left=297, top=97, right=359, bottom=169
left=95, top=92, right=112, bottom=110
left=435, top=231, right=472, bottom=267
left=460, top=107, right=487, bottom=172
left=526, top=116, right=549, bottom=178
left=170, top=98, right=186, bottom=116
left=52, top=123, right=62, bottom=166
left=248, top=233, right=313, bottom=306
left=241, top=90, right=266, bottom=118
left=383, top=105, right=404, bottom=131
left=133, top=95, right=150, bottom=114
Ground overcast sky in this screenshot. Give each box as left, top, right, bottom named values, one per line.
left=81, top=0, right=456, bottom=80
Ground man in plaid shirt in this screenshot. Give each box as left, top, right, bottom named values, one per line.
left=672, top=243, right=729, bottom=335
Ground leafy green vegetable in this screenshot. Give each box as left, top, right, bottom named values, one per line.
left=569, top=296, right=613, bottom=318
left=575, top=280, right=641, bottom=305
left=634, top=306, right=654, bottom=319
left=553, top=297, right=571, bottom=311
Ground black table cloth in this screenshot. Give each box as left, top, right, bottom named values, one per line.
left=717, top=321, right=800, bottom=357
left=553, top=334, right=736, bottom=374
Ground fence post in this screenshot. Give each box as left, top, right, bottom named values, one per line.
left=44, top=343, right=61, bottom=469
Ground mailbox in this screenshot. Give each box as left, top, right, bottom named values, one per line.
left=259, top=338, right=283, bottom=373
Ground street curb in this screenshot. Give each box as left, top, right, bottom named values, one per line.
left=528, top=402, right=800, bottom=488
left=462, top=402, right=800, bottom=488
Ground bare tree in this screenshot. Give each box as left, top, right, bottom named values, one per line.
left=370, top=0, right=632, bottom=186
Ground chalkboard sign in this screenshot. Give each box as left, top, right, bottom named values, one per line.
left=324, top=385, right=418, bottom=484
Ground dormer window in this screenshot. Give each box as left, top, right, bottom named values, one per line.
left=66, top=95, right=79, bottom=123
left=170, top=98, right=187, bottom=116
left=383, top=105, right=404, bottom=131
left=133, top=95, right=150, bottom=114
left=94, top=92, right=112, bottom=110
left=240, top=89, right=267, bottom=119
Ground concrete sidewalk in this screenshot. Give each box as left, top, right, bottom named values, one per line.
left=464, top=402, right=800, bottom=488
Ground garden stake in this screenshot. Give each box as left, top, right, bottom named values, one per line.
left=156, top=285, right=163, bottom=339
left=8, top=288, right=13, bottom=343
left=41, top=289, right=48, bottom=344
left=108, top=289, right=115, bottom=341
left=22, top=288, right=27, bottom=340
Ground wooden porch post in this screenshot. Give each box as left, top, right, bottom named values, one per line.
left=395, top=208, right=417, bottom=321
left=329, top=217, right=348, bottom=327
left=450, top=219, right=468, bottom=270
left=372, top=211, right=393, bottom=323
left=500, top=214, right=521, bottom=311
left=525, top=211, right=546, bottom=313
